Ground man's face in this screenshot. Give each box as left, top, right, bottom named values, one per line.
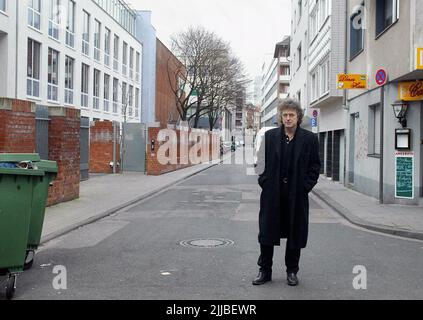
left=282, top=108, right=298, bottom=129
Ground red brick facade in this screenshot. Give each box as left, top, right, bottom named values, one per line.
left=47, top=107, right=81, bottom=206
left=0, top=99, right=36, bottom=153
left=156, top=39, right=185, bottom=127
left=89, top=120, right=120, bottom=174
left=147, top=127, right=220, bottom=175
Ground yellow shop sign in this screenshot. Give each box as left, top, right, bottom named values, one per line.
left=417, top=48, right=423, bottom=70
left=337, top=74, right=367, bottom=89
left=398, top=81, right=423, bottom=101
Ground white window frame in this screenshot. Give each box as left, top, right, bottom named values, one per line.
left=113, top=35, right=119, bottom=72
left=122, top=42, right=128, bottom=76
left=136, top=52, right=141, bottom=83
left=66, top=0, right=75, bottom=48
left=27, top=38, right=41, bottom=98
left=82, top=11, right=90, bottom=56
left=93, top=69, right=101, bottom=110
left=135, top=88, right=140, bottom=118
left=64, top=56, right=74, bottom=105
left=48, top=0, right=60, bottom=41
left=94, top=19, right=101, bottom=62
left=128, top=85, right=134, bottom=117
left=104, top=74, right=110, bottom=112
left=104, top=28, right=111, bottom=67
left=113, top=78, right=119, bottom=114
left=320, top=57, right=330, bottom=96
left=47, top=48, right=59, bottom=102
left=81, top=63, right=89, bottom=108
left=129, top=47, right=134, bottom=79
left=28, top=0, right=41, bottom=30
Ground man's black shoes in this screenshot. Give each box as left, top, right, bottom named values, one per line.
left=287, top=272, right=299, bottom=286
left=252, top=271, right=272, bottom=285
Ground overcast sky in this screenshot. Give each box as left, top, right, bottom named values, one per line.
left=131, top=0, right=292, bottom=80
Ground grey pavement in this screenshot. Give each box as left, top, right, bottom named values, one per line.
left=41, top=154, right=232, bottom=244
left=313, top=176, right=423, bottom=241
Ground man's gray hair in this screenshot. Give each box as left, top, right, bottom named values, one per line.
left=277, top=98, right=304, bottom=126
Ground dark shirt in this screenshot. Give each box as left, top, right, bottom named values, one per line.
left=280, top=130, right=297, bottom=183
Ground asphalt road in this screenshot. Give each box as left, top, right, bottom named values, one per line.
left=5, top=155, right=423, bottom=300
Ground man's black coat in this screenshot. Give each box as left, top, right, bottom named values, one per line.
left=257, top=126, right=321, bottom=249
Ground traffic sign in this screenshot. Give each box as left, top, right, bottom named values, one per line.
left=375, top=69, right=387, bottom=86
left=312, top=110, right=318, bottom=118
left=311, top=118, right=317, bottom=127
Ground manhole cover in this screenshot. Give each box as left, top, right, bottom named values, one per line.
left=180, top=238, right=234, bottom=248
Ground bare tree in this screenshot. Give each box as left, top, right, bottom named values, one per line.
left=119, top=83, right=133, bottom=174
left=169, top=26, right=249, bottom=130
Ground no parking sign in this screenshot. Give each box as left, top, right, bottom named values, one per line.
left=375, top=69, right=388, bottom=86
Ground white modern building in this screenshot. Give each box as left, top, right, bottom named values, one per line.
left=135, top=10, right=156, bottom=125
left=289, top=0, right=347, bottom=183
left=0, top=0, right=142, bottom=123
left=260, top=36, right=290, bottom=128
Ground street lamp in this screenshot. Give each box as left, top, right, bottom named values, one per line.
left=391, top=100, right=409, bottom=128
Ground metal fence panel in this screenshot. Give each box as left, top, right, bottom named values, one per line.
left=35, top=106, right=49, bottom=160
left=80, top=117, right=90, bottom=181
left=122, top=123, right=146, bottom=172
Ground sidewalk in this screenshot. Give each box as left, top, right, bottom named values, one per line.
left=41, top=155, right=231, bottom=244
left=313, top=176, right=423, bottom=240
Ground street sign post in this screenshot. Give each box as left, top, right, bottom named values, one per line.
left=375, top=69, right=388, bottom=86
left=337, top=74, right=367, bottom=89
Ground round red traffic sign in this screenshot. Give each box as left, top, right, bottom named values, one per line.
left=312, top=110, right=318, bottom=118
left=375, top=69, right=387, bottom=86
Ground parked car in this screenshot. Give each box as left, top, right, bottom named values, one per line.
left=221, top=141, right=232, bottom=155
left=253, top=127, right=277, bottom=167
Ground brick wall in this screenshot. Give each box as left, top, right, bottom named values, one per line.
left=0, top=99, right=36, bottom=153
left=146, top=126, right=220, bottom=175
left=89, top=120, right=120, bottom=173
left=156, top=39, right=185, bottom=127
left=47, top=107, right=81, bottom=206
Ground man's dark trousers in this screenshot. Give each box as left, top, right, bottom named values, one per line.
left=257, top=181, right=301, bottom=274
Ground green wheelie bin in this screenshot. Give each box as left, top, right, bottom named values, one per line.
left=24, top=160, right=58, bottom=270
left=0, top=154, right=45, bottom=300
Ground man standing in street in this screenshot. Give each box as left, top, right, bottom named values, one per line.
left=253, top=99, right=321, bottom=286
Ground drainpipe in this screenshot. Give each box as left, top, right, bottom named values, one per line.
left=15, top=1, right=19, bottom=98
left=343, top=0, right=349, bottom=186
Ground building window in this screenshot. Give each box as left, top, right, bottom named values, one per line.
left=66, top=0, right=75, bottom=47
left=49, top=0, right=60, bottom=40
left=0, top=0, right=6, bottom=13
left=350, top=5, right=364, bottom=59
left=369, top=104, right=381, bottom=155
left=319, top=0, right=328, bottom=26
left=136, top=52, right=141, bottom=83
left=113, top=78, right=119, bottom=114
left=297, top=0, right=302, bottom=22
left=310, top=8, right=318, bottom=42
left=104, top=74, right=110, bottom=112
left=113, top=35, right=119, bottom=72
left=64, top=56, right=74, bottom=104
left=376, top=0, right=399, bottom=37
left=81, top=63, right=89, bottom=108
left=27, top=38, right=41, bottom=98
left=135, top=88, right=140, bottom=118
left=82, top=11, right=90, bottom=56
left=121, top=81, right=127, bottom=116
left=128, top=85, right=133, bottom=117
left=93, top=69, right=100, bottom=110
left=129, top=47, right=134, bottom=79
left=28, top=0, right=41, bottom=30
left=320, top=57, right=330, bottom=95
left=94, top=19, right=101, bottom=62
left=311, top=69, right=319, bottom=102
left=47, top=48, right=59, bottom=102
left=104, top=28, right=111, bottom=66
left=122, top=42, right=128, bottom=76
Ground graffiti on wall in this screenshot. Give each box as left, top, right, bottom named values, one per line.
left=355, top=120, right=368, bottom=160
